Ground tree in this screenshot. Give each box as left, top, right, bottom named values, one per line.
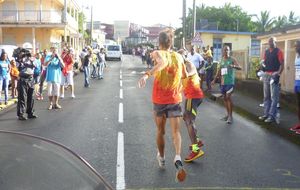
left=78, top=12, right=89, bottom=43
left=288, top=11, right=300, bottom=25
left=185, top=3, right=256, bottom=34
left=255, top=11, right=275, bottom=32
left=273, top=15, right=288, bottom=29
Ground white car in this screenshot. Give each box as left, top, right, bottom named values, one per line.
left=0, top=45, right=18, bottom=60
left=105, top=45, right=122, bottom=61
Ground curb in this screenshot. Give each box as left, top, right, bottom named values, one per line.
left=206, top=92, right=300, bottom=147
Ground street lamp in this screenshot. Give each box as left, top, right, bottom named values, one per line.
left=90, top=5, right=93, bottom=45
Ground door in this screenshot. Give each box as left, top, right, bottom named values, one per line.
left=213, top=38, right=222, bottom=61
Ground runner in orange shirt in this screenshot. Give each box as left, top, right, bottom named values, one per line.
left=178, top=49, right=205, bottom=162
left=138, top=28, right=188, bottom=182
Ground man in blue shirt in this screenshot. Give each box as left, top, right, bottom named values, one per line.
left=290, top=40, right=300, bottom=134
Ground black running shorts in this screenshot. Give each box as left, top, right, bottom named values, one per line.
left=153, top=103, right=182, bottom=118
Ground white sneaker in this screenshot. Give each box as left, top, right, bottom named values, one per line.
left=275, top=113, right=280, bottom=124
left=71, top=94, right=75, bottom=99
left=259, top=103, right=264, bottom=107
left=60, top=94, right=64, bottom=99
left=156, top=153, right=165, bottom=169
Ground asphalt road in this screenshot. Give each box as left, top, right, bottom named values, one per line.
left=0, top=55, right=300, bottom=190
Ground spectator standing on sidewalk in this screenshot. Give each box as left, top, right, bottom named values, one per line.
left=290, top=40, right=300, bottom=133
left=37, top=49, right=49, bottom=100
left=33, top=53, right=42, bottom=99
left=187, top=46, right=205, bottom=89
left=96, top=48, right=105, bottom=79
left=17, top=51, right=38, bottom=120
left=83, top=48, right=92, bottom=87
left=60, top=48, right=75, bottom=98
left=212, top=45, right=241, bottom=124
left=138, top=28, right=188, bottom=182
left=0, top=52, right=11, bottom=105
left=258, top=37, right=284, bottom=124
left=204, top=56, right=214, bottom=92
left=45, top=47, right=65, bottom=110
left=10, top=59, right=19, bottom=99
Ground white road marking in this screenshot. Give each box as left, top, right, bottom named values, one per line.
left=116, top=132, right=125, bottom=190
left=118, top=103, right=123, bottom=123
left=120, top=80, right=122, bottom=87
left=120, top=70, right=122, bottom=75
left=120, top=74, right=122, bottom=80
left=120, top=89, right=123, bottom=99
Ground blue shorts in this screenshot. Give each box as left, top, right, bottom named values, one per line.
left=220, top=84, right=234, bottom=95
left=295, top=86, right=300, bottom=93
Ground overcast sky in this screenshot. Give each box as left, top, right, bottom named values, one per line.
left=80, top=0, right=298, bottom=28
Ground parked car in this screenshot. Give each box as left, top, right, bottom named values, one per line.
left=105, top=45, right=122, bottom=61
left=0, top=45, right=18, bottom=60
left=0, top=130, right=113, bottom=190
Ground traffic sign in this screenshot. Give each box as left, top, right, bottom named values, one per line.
left=191, top=32, right=203, bottom=46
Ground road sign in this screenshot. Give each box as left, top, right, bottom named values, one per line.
left=191, top=32, right=203, bottom=46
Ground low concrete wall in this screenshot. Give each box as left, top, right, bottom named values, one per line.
left=235, top=79, right=297, bottom=112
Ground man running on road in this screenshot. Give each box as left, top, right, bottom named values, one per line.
left=138, top=28, right=188, bottom=182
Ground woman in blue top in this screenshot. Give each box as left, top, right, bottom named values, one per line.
left=45, top=47, right=64, bottom=110
left=0, top=52, right=11, bottom=105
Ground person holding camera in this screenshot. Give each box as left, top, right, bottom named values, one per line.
left=258, top=37, right=284, bottom=124
left=45, top=47, right=64, bottom=110
left=17, top=51, right=38, bottom=120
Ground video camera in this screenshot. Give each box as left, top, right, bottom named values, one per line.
left=13, top=47, right=31, bottom=61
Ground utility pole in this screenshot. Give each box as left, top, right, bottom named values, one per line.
left=182, top=0, right=186, bottom=48
left=192, top=0, right=196, bottom=38
left=90, top=5, right=93, bottom=45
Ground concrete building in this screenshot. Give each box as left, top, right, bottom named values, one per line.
left=0, top=0, right=81, bottom=53
left=114, top=20, right=130, bottom=44
left=86, top=21, right=106, bottom=46
left=145, top=24, right=168, bottom=47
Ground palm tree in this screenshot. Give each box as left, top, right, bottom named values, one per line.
left=255, top=11, right=275, bottom=32
left=274, top=15, right=288, bottom=29
left=288, top=11, right=299, bottom=25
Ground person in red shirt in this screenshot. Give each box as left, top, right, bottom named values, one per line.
left=138, top=28, right=188, bottom=182
left=60, top=48, right=75, bottom=98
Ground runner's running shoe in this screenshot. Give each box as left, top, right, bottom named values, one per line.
left=156, top=153, right=165, bottom=169
left=184, top=149, right=204, bottom=163
left=174, top=160, right=186, bottom=182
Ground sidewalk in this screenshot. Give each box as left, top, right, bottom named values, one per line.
left=207, top=79, right=300, bottom=146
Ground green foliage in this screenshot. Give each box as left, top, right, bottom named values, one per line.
left=186, top=3, right=256, bottom=32
left=249, top=56, right=261, bottom=79
left=183, top=4, right=300, bottom=35
left=78, top=12, right=89, bottom=41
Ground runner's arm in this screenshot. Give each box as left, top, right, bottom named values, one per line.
left=138, top=51, right=167, bottom=88
left=231, top=57, right=242, bottom=70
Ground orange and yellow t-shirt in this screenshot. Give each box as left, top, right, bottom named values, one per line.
left=152, top=50, right=186, bottom=104
left=182, top=74, right=204, bottom=99
left=10, top=65, right=19, bottom=78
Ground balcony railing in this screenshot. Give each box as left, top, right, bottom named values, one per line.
left=0, top=10, right=64, bottom=23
